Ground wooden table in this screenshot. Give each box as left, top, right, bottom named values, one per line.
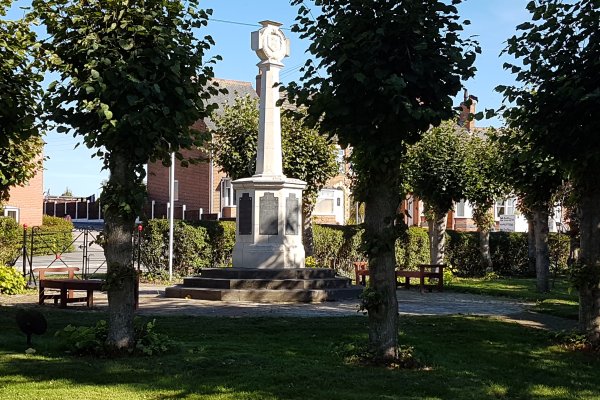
left=39, top=279, right=104, bottom=308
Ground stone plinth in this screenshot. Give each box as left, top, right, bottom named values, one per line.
left=232, top=176, right=305, bottom=269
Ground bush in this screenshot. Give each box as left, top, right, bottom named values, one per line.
left=27, top=216, right=75, bottom=256
left=0, top=217, right=22, bottom=265
left=191, top=220, right=236, bottom=267
left=140, top=219, right=212, bottom=278
left=55, top=318, right=171, bottom=356
left=395, top=227, right=430, bottom=269
left=490, top=232, right=529, bottom=276
left=0, top=265, right=26, bottom=294
left=445, top=231, right=482, bottom=277
left=313, top=224, right=365, bottom=276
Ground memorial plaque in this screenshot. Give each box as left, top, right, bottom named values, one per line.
left=238, top=193, right=253, bottom=235
left=259, top=192, right=278, bottom=235
left=285, top=193, right=299, bottom=235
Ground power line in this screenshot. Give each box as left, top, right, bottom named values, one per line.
left=209, top=18, right=291, bottom=31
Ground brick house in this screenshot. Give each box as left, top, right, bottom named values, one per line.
left=3, top=159, right=44, bottom=226
left=146, top=77, right=352, bottom=224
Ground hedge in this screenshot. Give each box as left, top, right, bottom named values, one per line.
left=140, top=219, right=213, bottom=278
left=0, top=218, right=21, bottom=265
left=312, top=225, right=571, bottom=278
left=189, top=220, right=236, bottom=267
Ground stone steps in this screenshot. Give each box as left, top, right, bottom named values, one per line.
left=165, top=268, right=364, bottom=303
left=164, top=286, right=363, bottom=303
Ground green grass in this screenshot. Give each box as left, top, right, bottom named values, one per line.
left=1, top=307, right=598, bottom=399
left=448, top=277, right=579, bottom=320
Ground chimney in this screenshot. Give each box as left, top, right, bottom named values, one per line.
left=458, top=89, right=477, bottom=131
left=255, top=69, right=262, bottom=97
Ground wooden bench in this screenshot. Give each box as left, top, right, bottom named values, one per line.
left=353, top=261, right=369, bottom=286
left=34, top=267, right=105, bottom=308
left=396, top=264, right=444, bottom=293
left=353, top=262, right=444, bottom=293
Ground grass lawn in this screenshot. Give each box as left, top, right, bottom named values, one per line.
left=447, top=277, right=579, bottom=320
left=1, top=306, right=599, bottom=400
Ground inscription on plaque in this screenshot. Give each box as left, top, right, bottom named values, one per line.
left=285, top=193, right=299, bottom=235
left=259, top=192, right=278, bottom=235
left=238, top=193, right=252, bottom=235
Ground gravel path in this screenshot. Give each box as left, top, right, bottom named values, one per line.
left=1, top=284, right=577, bottom=331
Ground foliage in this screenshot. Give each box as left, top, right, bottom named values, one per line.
left=33, top=0, right=221, bottom=348
left=0, top=0, right=44, bottom=203
left=0, top=265, right=26, bottom=294
left=312, top=224, right=365, bottom=276
left=446, top=230, right=568, bottom=277
left=0, top=217, right=21, bottom=265
left=407, top=121, right=470, bottom=215
left=140, top=219, right=211, bottom=278
left=498, top=0, right=600, bottom=189
left=395, top=227, right=430, bottom=270
left=191, top=220, right=236, bottom=267
left=211, top=95, right=339, bottom=216
left=304, top=256, right=317, bottom=268
left=28, top=216, right=75, bottom=256
left=463, top=130, right=510, bottom=229
left=55, top=318, right=171, bottom=357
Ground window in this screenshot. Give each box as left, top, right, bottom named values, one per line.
left=495, top=198, right=516, bottom=218
left=3, top=206, right=19, bottom=222
left=455, top=200, right=466, bottom=217
left=221, top=178, right=236, bottom=207
left=170, top=180, right=179, bottom=202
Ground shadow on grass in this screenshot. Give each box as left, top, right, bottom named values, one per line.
left=1, top=306, right=599, bottom=400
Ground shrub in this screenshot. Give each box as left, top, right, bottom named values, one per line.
left=445, top=231, right=482, bottom=277
left=0, top=265, right=26, bottom=294
left=489, top=232, right=529, bottom=276
left=27, top=216, right=75, bottom=256
left=395, top=227, right=430, bottom=269
left=140, top=219, right=212, bottom=277
left=0, top=217, right=22, bottom=265
left=313, top=224, right=365, bottom=276
left=55, top=318, right=171, bottom=356
left=191, top=220, right=236, bottom=267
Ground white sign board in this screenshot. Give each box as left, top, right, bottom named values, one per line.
left=499, top=215, right=516, bottom=232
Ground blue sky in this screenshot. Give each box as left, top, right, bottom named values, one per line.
left=9, top=0, right=530, bottom=197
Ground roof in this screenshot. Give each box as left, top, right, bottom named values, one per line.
left=204, top=78, right=258, bottom=130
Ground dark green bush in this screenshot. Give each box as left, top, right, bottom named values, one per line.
left=445, top=230, right=570, bottom=277
left=395, top=227, right=430, bottom=269
left=0, top=265, right=26, bottom=294
left=28, top=216, right=75, bottom=256
left=140, top=219, right=212, bottom=277
left=191, top=220, right=236, bottom=267
left=0, top=217, right=22, bottom=265
left=312, top=224, right=365, bottom=276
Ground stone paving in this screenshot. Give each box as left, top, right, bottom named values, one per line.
left=1, top=284, right=577, bottom=331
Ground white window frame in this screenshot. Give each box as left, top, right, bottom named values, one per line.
left=220, top=177, right=236, bottom=208
left=3, top=206, right=19, bottom=222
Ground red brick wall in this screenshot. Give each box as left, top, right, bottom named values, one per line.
left=6, top=166, right=43, bottom=226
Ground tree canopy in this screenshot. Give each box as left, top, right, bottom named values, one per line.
left=0, top=0, right=44, bottom=203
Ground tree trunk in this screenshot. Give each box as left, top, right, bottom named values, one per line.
left=532, top=207, right=550, bottom=292
left=104, top=153, right=137, bottom=350
left=364, top=180, right=399, bottom=362
left=479, top=228, right=492, bottom=272
left=428, top=210, right=447, bottom=265
left=578, top=187, right=600, bottom=342
left=302, top=201, right=315, bottom=258
left=527, top=215, right=536, bottom=277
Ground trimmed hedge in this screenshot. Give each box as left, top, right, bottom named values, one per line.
left=313, top=224, right=571, bottom=278
left=29, top=215, right=75, bottom=255
left=189, top=220, right=236, bottom=267
left=140, top=219, right=212, bottom=278
left=0, top=218, right=22, bottom=266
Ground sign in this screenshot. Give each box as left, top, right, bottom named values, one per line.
left=499, top=215, right=515, bottom=232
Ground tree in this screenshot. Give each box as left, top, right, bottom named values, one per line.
left=497, top=0, right=600, bottom=340
left=407, top=120, right=469, bottom=264
left=287, top=0, right=478, bottom=362
left=0, top=0, right=44, bottom=203
left=494, top=127, right=563, bottom=292
left=211, top=95, right=339, bottom=255
left=463, top=130, right=509, bottom=271
left=34, top=0, right=221, bottom=350
left=61, top=187, right=73, bottom=197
